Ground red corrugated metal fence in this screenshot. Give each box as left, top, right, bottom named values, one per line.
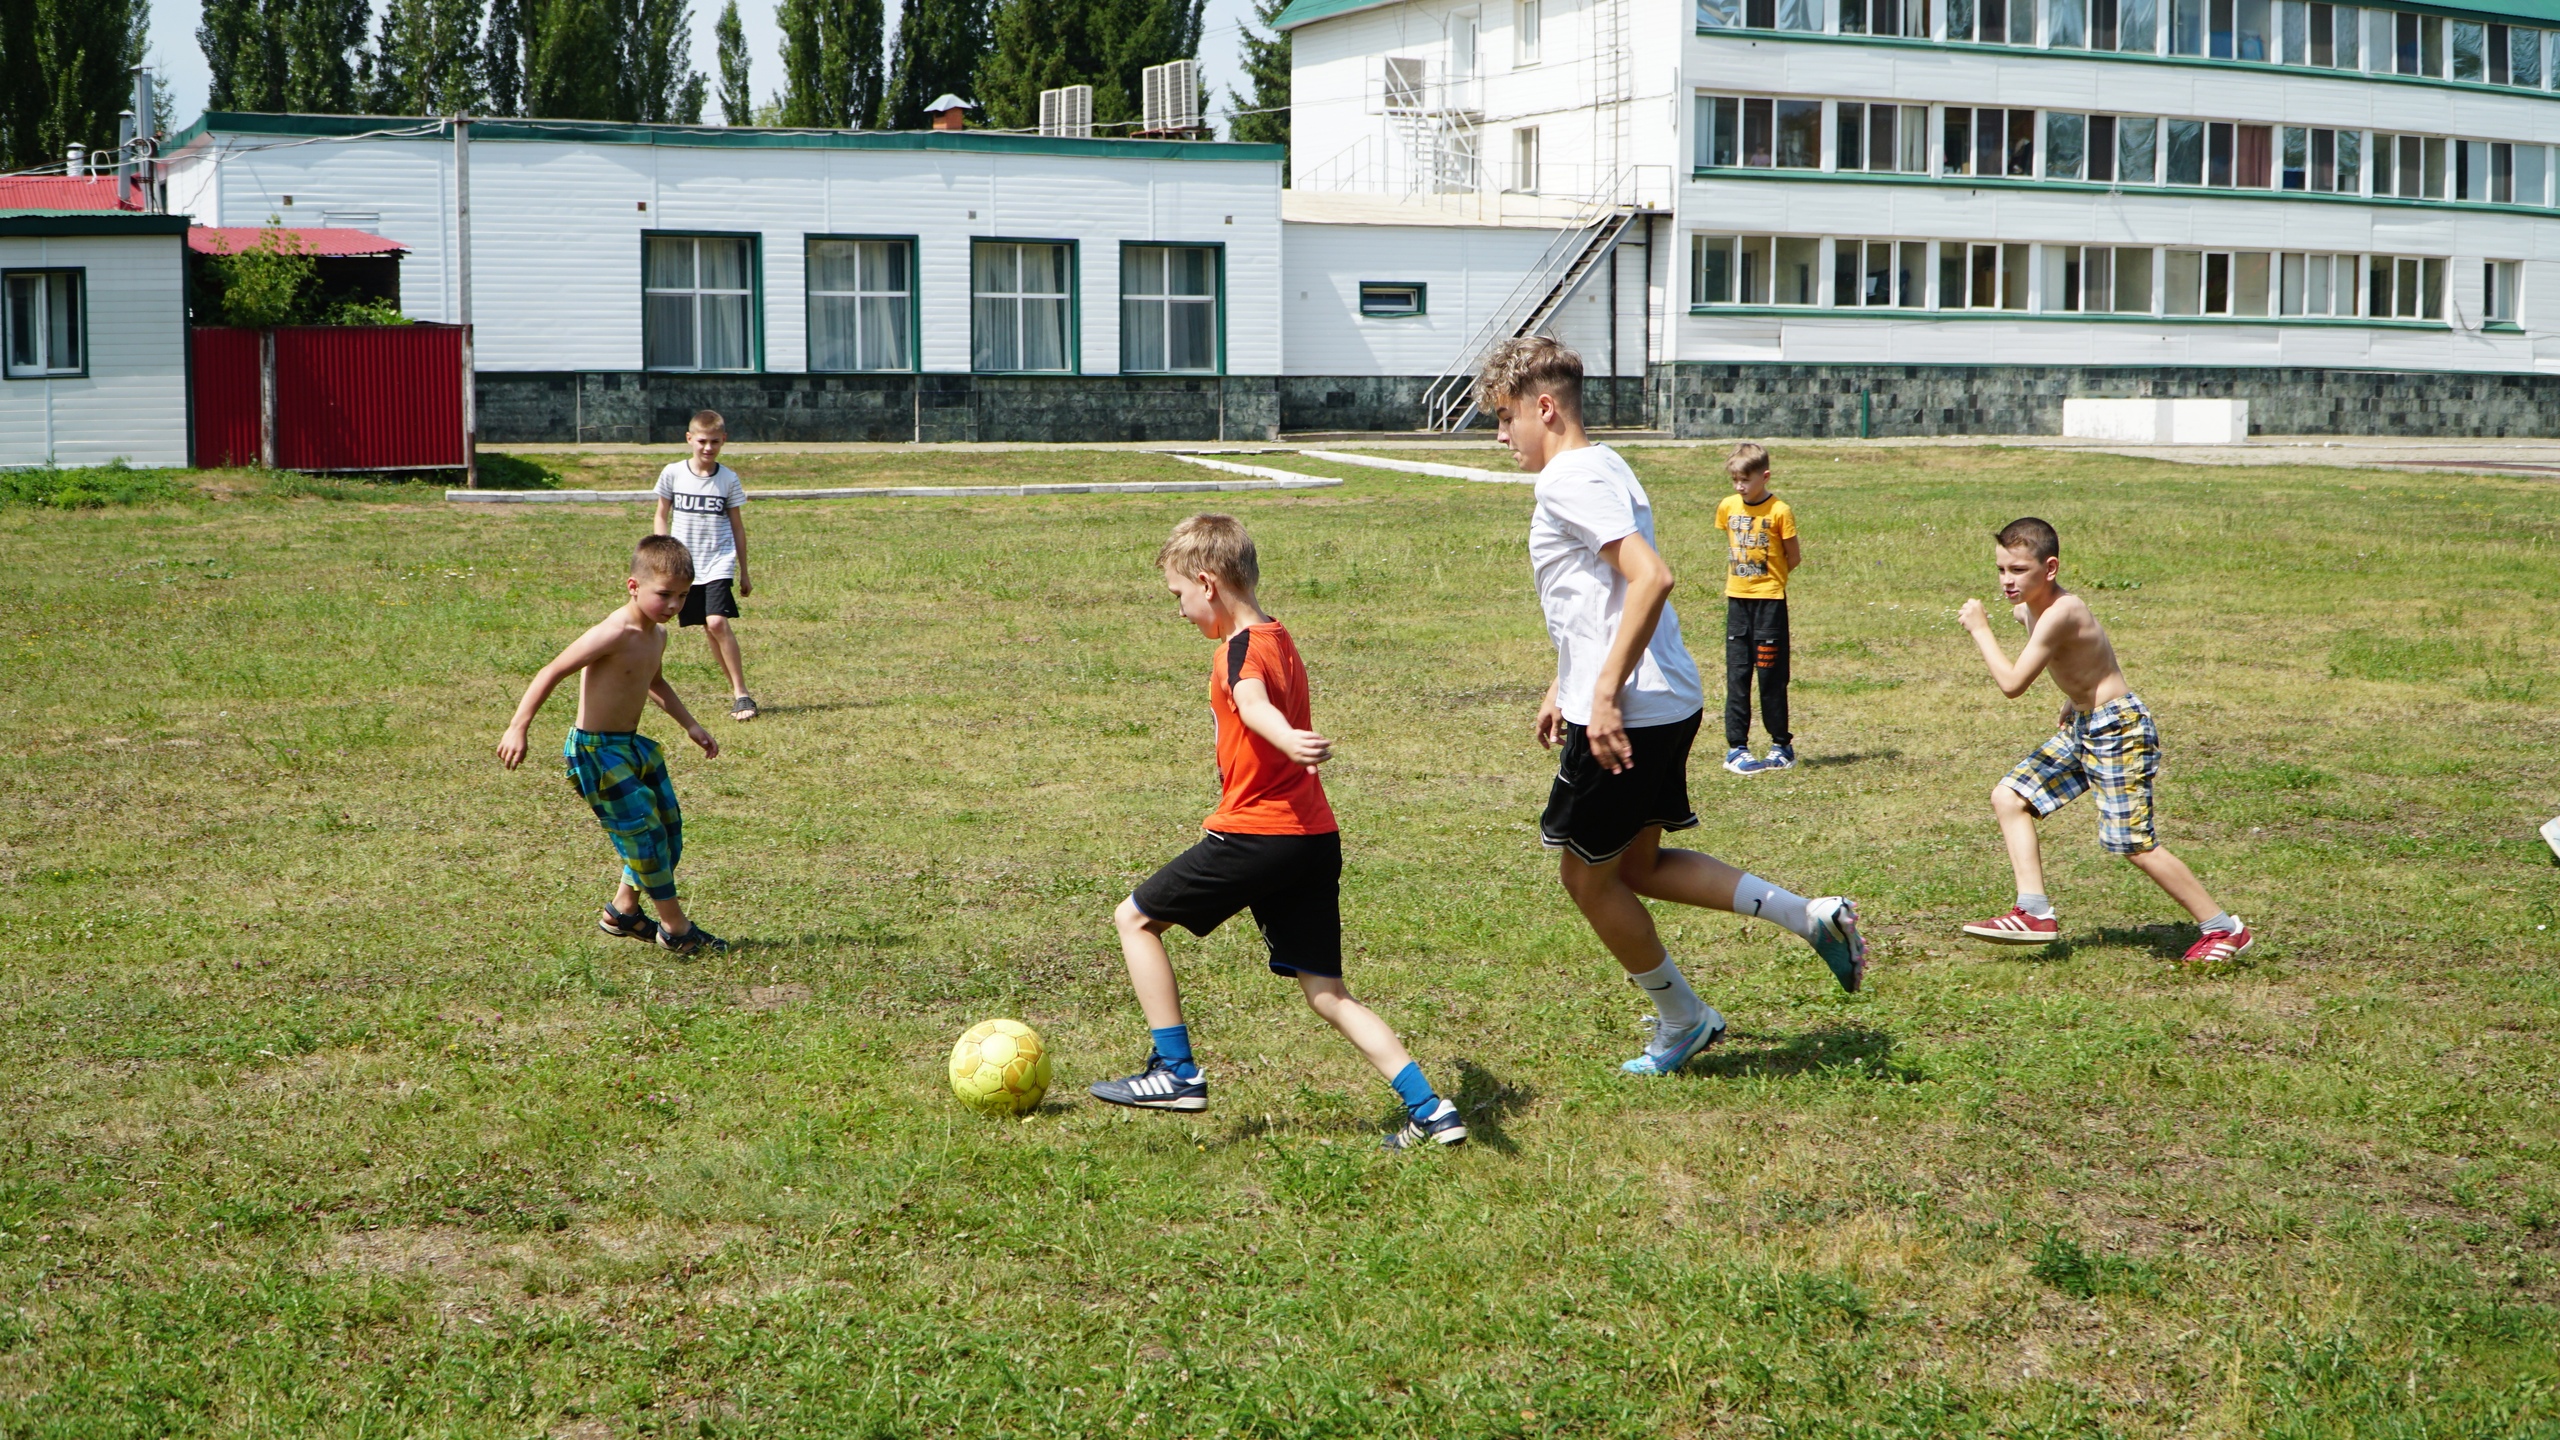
left=190, top=328, right=261, bottom=468
left=192, top=324, right=468, bottom=470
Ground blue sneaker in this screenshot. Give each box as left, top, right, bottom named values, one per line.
left=1089, top=1052, right=1208, bottom=1112
left=1621, top=1007, right=1728, bottom=1076
left=1762, top=743, right=1796, bottom=771
left=1382, top=1098, right=1470, bottom=1150
left=1722, top=747, right=1766, bottom=775
left=1806, top=897, right=1866, bottom=993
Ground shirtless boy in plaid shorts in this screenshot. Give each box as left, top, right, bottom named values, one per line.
left=1956, top=517, right=2254, bottom=963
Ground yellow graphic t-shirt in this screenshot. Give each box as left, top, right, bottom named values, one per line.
left=1716, top=493, right=1797, bottom=600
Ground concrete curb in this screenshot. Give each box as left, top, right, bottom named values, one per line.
left=444, top=475, right=1344, bottom=503
left=1297, top=449, right=1523, bottom=484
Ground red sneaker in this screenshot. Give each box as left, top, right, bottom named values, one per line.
left=1961, top=907, right=2061, bottom=945
left=2181, top=923, right=2253, bottom=963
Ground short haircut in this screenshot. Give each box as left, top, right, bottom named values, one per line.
left=1725, top=442, right=1771, bottom=479
left=1473, top=335, right=1584, bottom=421
left=687, top=409, right=727, bottom=435
left=634, top=533, right=695, bottom=582
left=1158, top=513, right=1259, bottom=592
left=1995, top=516, right=2061, bottom=562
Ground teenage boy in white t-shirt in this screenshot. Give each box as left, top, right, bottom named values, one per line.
left=652, top=409, right=759, bottom=722
left=1476, top=337, right=1867, bottom=1077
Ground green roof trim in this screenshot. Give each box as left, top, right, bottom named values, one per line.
left=1274, top=0, right=1403, bottom=28
left=0, top=211, right=191, bottom=236
left=161, top=111, right=1285, bottom=162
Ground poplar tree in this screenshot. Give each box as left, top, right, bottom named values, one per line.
left=27, top=0, right=149, bottom=156
left=364, top=0, right=485, bottom=115
left=521, top=0, right=703, bottom=121
left=715, top=0, right=752, bottom=124
left=975, top=0, right=1202, bottom=131
left=484, top=0, right=523, bottom=113
left=199, top=0, right=364, bottom=112
left=0, top=0, right=42, bottom=169
left=1225, top=0, right=1288, bottom=159
left=880, top=0, right=986, bottom=130
left=777, top=0, right=883, bottom=128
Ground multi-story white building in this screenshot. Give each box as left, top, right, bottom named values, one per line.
left=1279, top=0, right=2560, bottom=434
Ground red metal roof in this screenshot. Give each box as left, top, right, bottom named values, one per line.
left=188, top=225, right=408, bottom=258
left=0, top=177, right=139, bottom=210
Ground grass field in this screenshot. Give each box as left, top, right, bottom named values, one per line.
left=4, top=443, right=2557, bottom=1439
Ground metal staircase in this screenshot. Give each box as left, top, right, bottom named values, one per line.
left=1418, top=189, right=1642, bottom=432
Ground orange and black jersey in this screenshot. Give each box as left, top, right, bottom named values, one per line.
left=1205, top=620, right=1338, bottom=836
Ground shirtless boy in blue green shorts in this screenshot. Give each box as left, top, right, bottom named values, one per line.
left=498, top=535, right=728, bottom=954
left=1957, top=517, right=2252, bottom=963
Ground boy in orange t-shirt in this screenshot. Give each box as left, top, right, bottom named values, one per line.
left=1091, top=514, right=1467, bottom=1151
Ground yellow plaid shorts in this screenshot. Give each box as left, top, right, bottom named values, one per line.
left=2001, top=694, right=2159, bottom=855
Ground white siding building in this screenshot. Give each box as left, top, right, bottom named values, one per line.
left=0, top=213, right=191, bottom=468
left=1278, top=0, right=2560, bottom=434
left=160, top=115, right=1287, bottom=442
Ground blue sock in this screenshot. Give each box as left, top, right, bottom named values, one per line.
left=1389, top=1062, right=1440, bottom=1121
left=1150, top=1025, right=1198, bottom=1080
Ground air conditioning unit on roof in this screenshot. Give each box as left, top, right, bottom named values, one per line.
left=1141, top=60, right=1200, bottom=134
left=1039, top=85, right=1093, bottom=138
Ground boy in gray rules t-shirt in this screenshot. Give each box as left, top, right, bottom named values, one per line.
left=652, top=409, right=759, bottom=722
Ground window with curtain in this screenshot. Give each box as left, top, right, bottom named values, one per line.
left=1516, top=0, right=1541, bottom=62
left=644, top=235, right=755, bottom=372
left=1121, top=245, right=1218, bottom=373
left=4, top=269, right=84, bottom=377
left=807, top=239, right=912, bottom=372
left=973, top=241, right=1073, bottom=372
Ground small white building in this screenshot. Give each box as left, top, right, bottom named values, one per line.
left=160, top=114, right=1287, bottom=442
left=0, top=211, right=191, bottom=468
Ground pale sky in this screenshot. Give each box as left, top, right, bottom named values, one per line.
left=144, top=0, right=1264, bottom=134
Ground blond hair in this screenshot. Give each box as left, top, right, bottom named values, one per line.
left=1157, top=514, right=1259, bottom=593
left=686, top=409, right=727, bottom=436
left=634, top=533, right=695, bottom=582
left=1725, top=442, right=1771, bottom=479
left=1472, top=335, right=1583, bottom=421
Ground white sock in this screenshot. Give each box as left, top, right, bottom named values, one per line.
left=1732, top=873, right=1816, bottom=941
left=1626, top=956, right=1707, bottom=1032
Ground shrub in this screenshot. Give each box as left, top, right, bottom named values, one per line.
left=0, top=461, right=189, bottom=509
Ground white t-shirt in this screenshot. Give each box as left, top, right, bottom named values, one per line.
left=654, top=462, right=747, bottom=582
left=1528, top=445, right=1704, bottom=728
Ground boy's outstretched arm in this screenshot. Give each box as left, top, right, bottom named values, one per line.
left=497, top=626, right=625, bottom=769
left=1958, top=598, right=2063, bottom=699
left=649, top=672, right=721, bottom=759
left=1232, top=677, right=1330, bottom=774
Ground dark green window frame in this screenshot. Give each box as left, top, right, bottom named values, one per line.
left=641, top=230, right=764, bottom=373
left=1117, top=241, right=1227, bottom=375
left=804, top=234, right=921, bottom=373
left=970, top=236, right=1082, bottom=375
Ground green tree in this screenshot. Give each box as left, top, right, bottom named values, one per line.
left=0, top=0, right=41, bottom=169
left=29, top=0, right=148, bottom=158
left=484, top=0, right=523, bottom=113
left=1225, top=0, right=1287, bottom=164
left=879, top=0, right=985, bottom=130
left=715, top=0, right=752, bottom=124
left=975, top=0, right=1201, bottom=132
left=199, top=0, right=365, bottom=112
left=521, top=0, right=702, bottom=121
left=364, top=0, right=484, bottom=115
left=776, top=0, right=882, bottom=128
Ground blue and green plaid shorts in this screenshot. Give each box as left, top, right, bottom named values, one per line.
left=2000, top=694, right=2160, bottom=855
left=564, top=729, right=684, bottom=900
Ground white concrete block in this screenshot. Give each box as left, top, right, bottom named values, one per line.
left=2062, top=397, right=2249, bottom=443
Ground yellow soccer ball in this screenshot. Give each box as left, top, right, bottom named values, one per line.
left=949, top=1018, right=1052, bottom=1118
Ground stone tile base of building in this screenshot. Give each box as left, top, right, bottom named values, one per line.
left=476, top=373, right=1282, bottom=445
left=1653, top=364, right=2560, bottom=439
left=1279, top=376, right=1650, bottom=433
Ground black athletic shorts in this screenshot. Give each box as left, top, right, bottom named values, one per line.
left=679, top=577, right=739, bottom=628
left=1130, top=830, right=1343, bottom=978
left=1539, top=709, right=1704, bottom=864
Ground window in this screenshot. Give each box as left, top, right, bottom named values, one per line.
left=1450, top=11, right=1479, bottom=83
left=2512, top=27, right=2542, bottom=86
left=1512, top=126, right=1540, bottom=190
left=2453, top=140, right=2512, bottom=202
left=1695, top=95, right=1821, bottom=169
left=2277, top=252, right=2362, bottom=315
left=1943, top=107, right=2034, bottom=176
left=2165, top=119, right=2204, bottom=184
left=1697, top=0, right=1819, bottom=28
left=643, top=234, right=755, bottom=372
left=2281, top=126, right=2357, bottom=192
left=2170, top=0, right=2203, bottom=53
left=2236, top=0, right=2269, bottom=57
left=2487, top=22, right=2509, bottom=81
left=2485, top=259, right=2520, bottom=322
left=2108, top=0, right=2159, bottom=50
left=1774, top=237, right=1821, bottom=303
left=2373, top=133, right=2447, bottom=199
left=1357, top=282, right=1426, bottom=317
left=1382, top=57, right=1426, bottom=110
left=1832, top=103, right=1929, bottom=173
left=2118, top=115, right=2158, bottom=182
left=2368, top=254, right=2445, bottom=318
left=2164, top=249, right=2269, bottom=314
left=2042, top=245, right=2153, bottom=312
left=3, top=270, right=83, bottom=378
left=1841, top=0, right=1933, bottom=34
left=2050, top=0, right=2087, bottom=46
left=2280, top=0, right=2304, bottom=61
left=2047, top=113, right=2085, bottom=179
left=2519, top=144, right=2549, bottom=205
left=1515, top=0, right=1540, bottom=63
left=1936, top=242, right=2028, bottom=308
left=2235, top=123, right=2273, bottom=186
left=2395, top=12, right=2445, bottom=75
left=972, top=240, right=1073, bottom=372
left=1832, top=239, right=1925, bottom=306
left=2452, top=19, right=2483, bottom=80
left=807, top=239, right=912, bottom=372
left=1688, top=235, right=1824, bottom=304
left=1121, top=245, right=1217, bottom=373
left=1949, top=0, right=2035, bottom=42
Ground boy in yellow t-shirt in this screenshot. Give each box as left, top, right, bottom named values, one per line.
left=1715, top=443, right=1800, bottom=775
